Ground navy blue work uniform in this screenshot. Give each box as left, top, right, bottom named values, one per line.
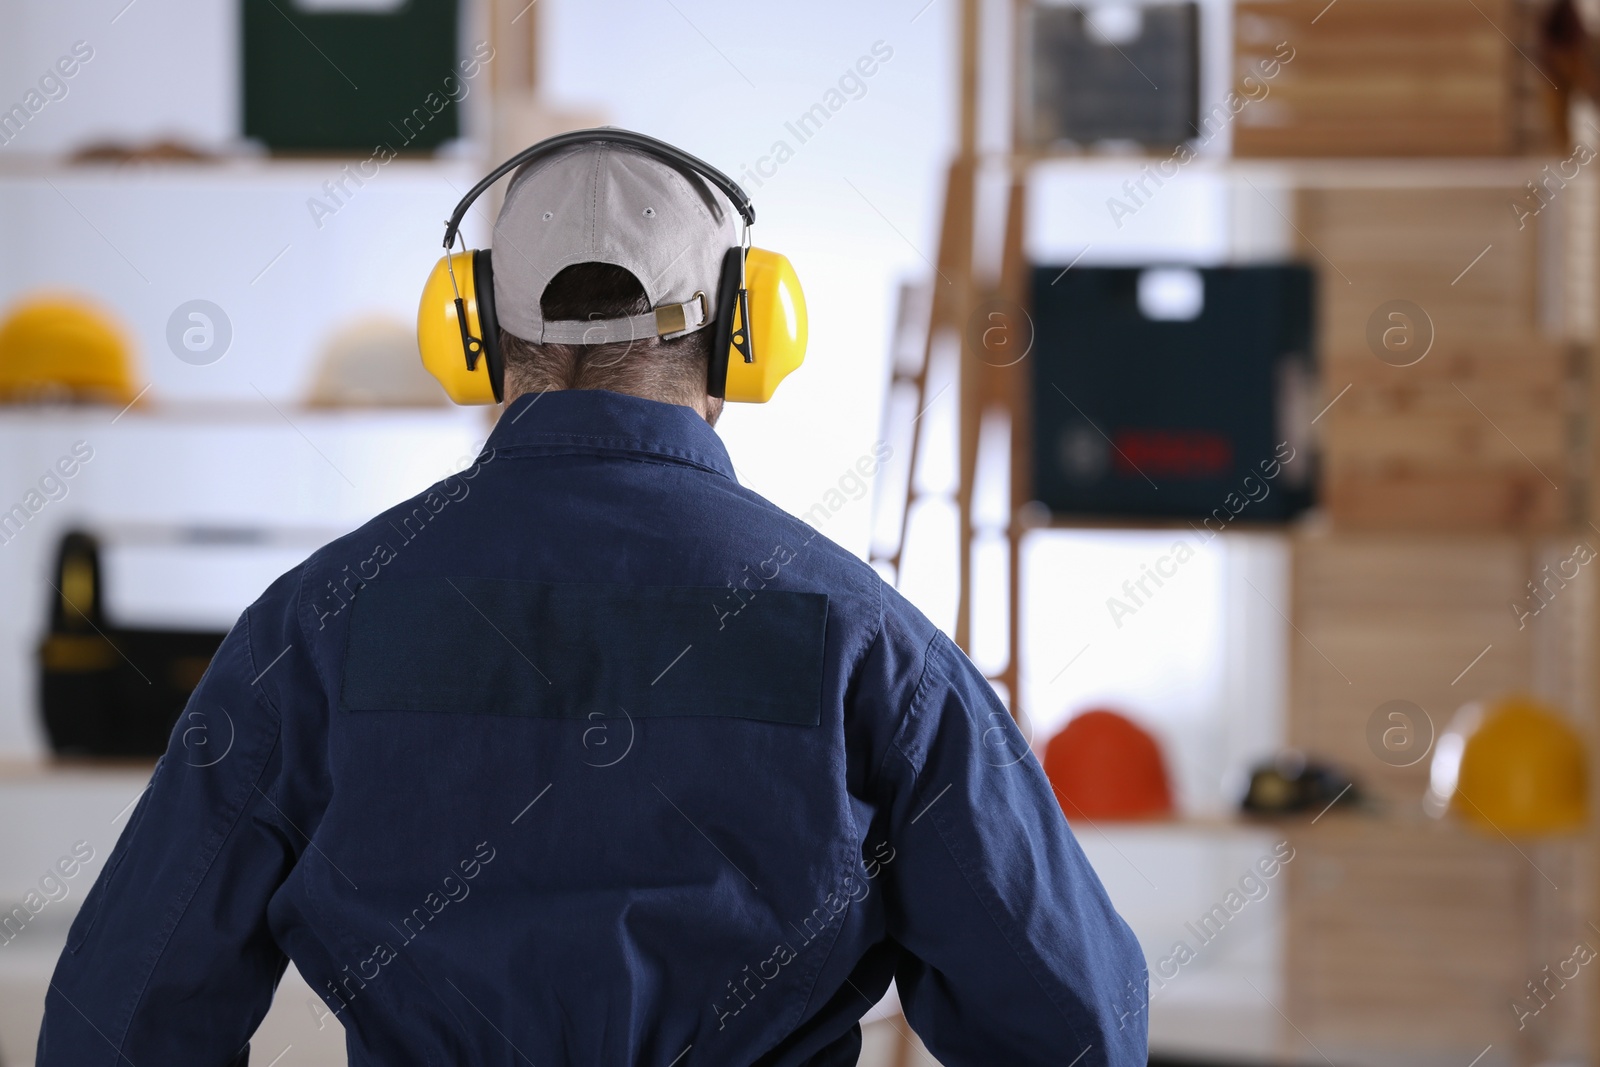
left=38, top=388, right=1147, bottom=1066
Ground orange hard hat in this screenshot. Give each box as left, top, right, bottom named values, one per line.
left=1044, top=708, right=1174, bottom=820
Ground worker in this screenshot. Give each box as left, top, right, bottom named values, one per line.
left=37, top=130, right=1146, bottom=1067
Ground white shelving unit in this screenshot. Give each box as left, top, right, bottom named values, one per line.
left=0, top=404, right=489, bottom=757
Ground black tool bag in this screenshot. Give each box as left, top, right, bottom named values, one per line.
left=38, top=530, right=227, bottom=758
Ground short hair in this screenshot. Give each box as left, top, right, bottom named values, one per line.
left=499, top=262, right=714, bottom=408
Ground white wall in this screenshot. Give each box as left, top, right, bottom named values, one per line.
left=0, top=0, right=237, bottom=157
left=540, top=0, right=956, bottom=554
left=0, top=1, right=1301, bottom=1062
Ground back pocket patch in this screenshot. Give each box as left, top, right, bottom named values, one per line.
left=340, top=578, right=827, bottom=726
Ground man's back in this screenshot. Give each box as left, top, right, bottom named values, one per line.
left=39, top=389, right=1147, bottom=1066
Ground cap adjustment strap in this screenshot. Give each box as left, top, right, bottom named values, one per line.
left=540, top=291, right=708, bottom=345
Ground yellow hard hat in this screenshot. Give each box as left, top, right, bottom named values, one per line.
left=0, top=293, right=139, bottom=405
left=1448, top=694, right=1585, bottom=835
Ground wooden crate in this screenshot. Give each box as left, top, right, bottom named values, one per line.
left=1234, top=0, right=1562, bottom=157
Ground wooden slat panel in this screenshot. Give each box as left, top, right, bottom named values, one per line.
left=1302, top=186, right=1544, bottom=353
left=1295, top=182, right=1571, bottom=530
left=1323, top=410, right=1564, bottom=467
left=1325, top=342, right=1568, bottom=386
left=1322, top=472, right=1566, bottom=532
left=1234, top=0, right=1525, bottom=157
left=1284, top=819, right=1539, bottom=1052
left=1294, top=533, right=1530, bottom=607
left=1288, top=533, right=1535, bottom=800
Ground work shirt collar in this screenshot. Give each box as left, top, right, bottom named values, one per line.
left=484, top=388, right=737, bottom=483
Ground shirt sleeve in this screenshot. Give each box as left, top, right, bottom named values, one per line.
left=36, top=568, right=316, bottom=1067
left=872, top=620, right=1148, bottom=1066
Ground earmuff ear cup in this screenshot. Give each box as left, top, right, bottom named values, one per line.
left=417, top=251, right=500, bottom=405
left=724, top=247, right=807, bottom=404
left=706, top=247, right=744, bottom=400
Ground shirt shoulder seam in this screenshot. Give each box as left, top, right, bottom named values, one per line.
left=245, top=578, right=296, bottom=722
left=873, top=605, right=942, bottom=787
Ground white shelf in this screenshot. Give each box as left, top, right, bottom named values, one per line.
left=0, top=160, right=488, bottom=407
left=1009, top=152, right=1576, bottom=186
left=0, top=404, right=488, bottom=757
left=0, top=152, right=484, bottom=177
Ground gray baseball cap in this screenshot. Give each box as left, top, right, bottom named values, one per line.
left=491, top=139, right=743, bottom=345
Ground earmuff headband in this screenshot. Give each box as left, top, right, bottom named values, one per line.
left=419, top=128, right=802, bottom=407
left=441, top=128, right=756, bottom=250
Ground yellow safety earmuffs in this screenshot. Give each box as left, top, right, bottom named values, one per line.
left=417, top=128, right=807, bottom=406
left=419, top=249, right=502, bottom=405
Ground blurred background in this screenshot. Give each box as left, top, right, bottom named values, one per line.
left=0, top=0, right=1596, bottom=1064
